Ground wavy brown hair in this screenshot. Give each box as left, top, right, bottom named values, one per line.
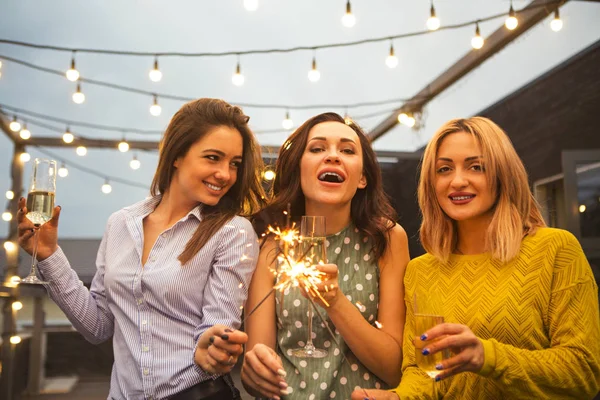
left=151, top=98, right=266, bottom=264
left=418, top=116, right=546, bottom=263
left=254, top=112, right=396, bottom=260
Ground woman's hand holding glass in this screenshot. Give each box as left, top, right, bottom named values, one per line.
left=299, top=263, right=342, bottom=308
left=194, top=324, right=247, bottom=376
left=242, top=343, right=288, bottom=399
left=419, top=323, right=485, bottom=381
left=17, top=197, right=61, bottom=261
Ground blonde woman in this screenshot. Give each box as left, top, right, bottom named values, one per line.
left=352, top=117, right=600, bottom=399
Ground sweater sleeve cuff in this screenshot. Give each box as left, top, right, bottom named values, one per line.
left=478, top=338, right=496, bottom=376
left=37, top=247, right=71, bottom=282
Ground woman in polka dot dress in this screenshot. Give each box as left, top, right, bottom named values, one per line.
left=241, top=113, right=410, bottom=399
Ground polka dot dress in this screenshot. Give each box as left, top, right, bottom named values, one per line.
left=275, top=224, right=386, bottom=399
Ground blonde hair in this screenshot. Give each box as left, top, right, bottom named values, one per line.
left=418, top=117, right=546, bottom=263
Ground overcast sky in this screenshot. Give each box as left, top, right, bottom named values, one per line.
left=1, top=0, right=599, bottom=238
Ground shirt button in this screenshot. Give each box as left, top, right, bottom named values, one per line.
left=143, top=368, right=150, bottom=375
left=142, top=320, right=147, bottom=325
left=149, top=257, right=156, bottom=262
left=137, top=299, right=143, bottom=305
left=142, top=345, right=149, bottom=352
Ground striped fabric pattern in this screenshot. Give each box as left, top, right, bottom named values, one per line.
left=394, top=227, right=600, bottom=399
left=38, top=196, right=259, bottom=400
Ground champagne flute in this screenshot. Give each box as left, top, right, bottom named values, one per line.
left=291, top=215, right=328, bottom=358
left=413, top=288, right=449, bottom=397
left=21, top=158, right=57, bottom=285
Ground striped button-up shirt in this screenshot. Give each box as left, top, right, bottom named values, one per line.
left=38, top=196, right=259, bottom=400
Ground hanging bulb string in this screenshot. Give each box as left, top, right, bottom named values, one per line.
left=0, top=1, right=561, bottom=57
left=0, top=54, right=431, bottom=110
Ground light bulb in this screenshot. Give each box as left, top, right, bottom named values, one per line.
left=344, top=114, right=352, bottom=125
left=72, top=84, right=85, bottom=104
left=385, top=44, right=398, bottom=68
left=149, top=58, right=162, bottom=82
left=118, top=141, right=129, bottom=152
left=4, top=241, right=16, bottom=251
left=9, top=117, right=21, bottom=132
left=8, top=276, right=21, bottom=285
left=398, top=113, right=409, bottom=125
left=58, top=164, right=69, bottom=177
left=341, top=1, right=356, bottom=28
left=19, top=125, right=31, bottom=140
left=282, top=111, right=293, bottom=130
left=6, top=190, right=14, bottom=200
left=66, top=58, right=80, bottom=82
left=426, top=5, right=440, bottom=31
left=12, top=301, right=23, bottom=311
left=2, top=211, right=12, bottom=221
left=10, top=336, right=21, bottom=345
left=130, top=156, right=141, bottom=170
left=550, top=10, right=563, bottom=32
left=406, top=116, right=416, bottom=128
left=243, top=0, right=258, bottom=11
left=308, top=57, right=320, bottom=82
left=263, top=170, right=276, bottom=181
left=150, top=96, right=162, bottom=116
left=102, top=181, right=112, bottom=194
left=63, top=128, right=74, bottom=143
left=19, top=152, right=30, bottom=162
left=505, top=5, right=518, bottom=30
left=579, top=204, right=586, bottom=213
left=232, top=62, right=245, bottom=86
left=76, top=146, right=87, bottom=156
left=471, top=24, right=484, bottom=49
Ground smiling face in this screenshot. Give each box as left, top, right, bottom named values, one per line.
left=170, top=125, right=243, bottom=207
left=434, top=131, right=496, bottom=224
left=299, top=121, right=367, bottom=211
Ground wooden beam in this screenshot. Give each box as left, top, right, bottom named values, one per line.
left=367, top=0, right=568, bottom=142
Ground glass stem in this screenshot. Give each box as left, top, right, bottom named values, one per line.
left=29, top=227, right=40, bottom=277
left=306, top=305, right=314, bottom=349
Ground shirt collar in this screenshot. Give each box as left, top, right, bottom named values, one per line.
left=124, top=195, right=203, bottom=222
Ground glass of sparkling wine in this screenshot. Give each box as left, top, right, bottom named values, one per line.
left=291, top=215, right=328, bottom=358
left=414, top=289, right=449, bottom=397
left=21, top=158, right=57, bottom=285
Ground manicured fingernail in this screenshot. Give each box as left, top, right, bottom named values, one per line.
left=435, top=364, right=443, bottom=370
left=420, top=334, right=428, bottom=341
left=278, top=381, right=288, bottom=388
left=280, top=388, right=289, bottom=395
left=435, top=375, right=441, bottom=382
left=221, top=334, right=229, bottom=340
left=57, top=205, right=62, bottom=210
left=273, top=396, right=280, bottom=400
left=422, top=348, right=430, bottom=355
left=209, top=336, right=215, bottom=344
left=224, top=328, right=233, bottom=333
left=277, top=368, right=287, bottom=377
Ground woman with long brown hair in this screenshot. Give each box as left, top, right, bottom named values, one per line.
left=17, top=98, right=266, bottom=400
left=241, top=112, right=410, bottom=399
left=352, top=117, right=600, bottom=399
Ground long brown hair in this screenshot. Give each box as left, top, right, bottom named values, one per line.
left=255, top=112, right=396, bottom=260
left=151, top=98, right=266, bottom=264
left=418, top=117, right=546, bottom=263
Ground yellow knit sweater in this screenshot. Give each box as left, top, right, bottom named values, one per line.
left=393, top=228, right=600, bottom=399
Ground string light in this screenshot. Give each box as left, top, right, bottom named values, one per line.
left=19, top=152, right=31, bottom=162
left=243, top=0, right=258, bottom=12
left=118, top=139, right=130, bottom=152
left=12, top=301, right=23, bottom=311
left=58, top=163, right=69, bottom=177
left=76, top=146, right=87, bottom=156
left=308, top=55, right=320, bottom=82
left=426, top=1, right=440, bottom=31
left=385, top=42, right=399, bottom=68
left=101, top=179, right=113, bottom=194
left=471, top=22, right=484, bottom=50
left=66, top=52, right=80, bottom=82
left=282, top=110, right=293, bottom=130
left=149, top=56, right=162, bottom=82
left=550, top=9, right=563, bottom=32
left=341, top=0, right=356, bottom=28
left=579, top=204, right=586, bottom=213
left=1, top=211, right=12, bottom=222
left=130, top=155, right=141, bottom=170
left=149, top=95, right=162, bottom=116
left=9, top=116, right=21, bottom=132
left=8, top=276, right=21, bottom=285
left=263, top=169, right=276, bottom=181
left=3, top=241, right=16, bottom=251
left=72, top=83, right=85, bottom=104
left=397, top=112, right=416, bottom=127
left=505, top=1, right=518, bottom=30
left=62, top=127, right=74, bottom=143
left=9, top=336, right=21, bottom=345
left=19, top=123, right=31, bottom=140
left=6, top=190, right=14, bottom=200
left=232, top=57, right=245, bottom=86
left=344, top=111, right=352, bottom=125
